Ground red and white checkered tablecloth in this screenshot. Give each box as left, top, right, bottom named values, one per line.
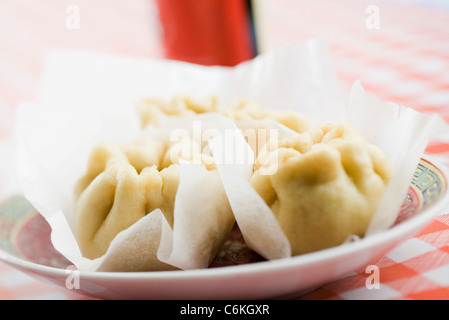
left=1, top=0, right=449, bottom=300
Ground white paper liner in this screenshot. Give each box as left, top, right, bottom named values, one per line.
left=37, top=38, right=344, bottom=125
left=347, top=81, right=449, bottom=235
left=209, top=134, right=292, bottom=260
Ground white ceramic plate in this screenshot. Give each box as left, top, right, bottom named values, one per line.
left=0, top=156, right=448, bottom=300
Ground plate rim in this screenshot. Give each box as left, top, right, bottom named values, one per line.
left=1, top=154, right=448, bottom=283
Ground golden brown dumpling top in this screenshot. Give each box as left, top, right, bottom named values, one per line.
left=250, top=123, right=393, bottom=256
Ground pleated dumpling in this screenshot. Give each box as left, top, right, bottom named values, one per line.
left=222, top=99, right=310, bottom=134
left=74, top=137, right=215, bottom=260
left=136, top=95, right=218, bottom=128
left=250, top=123, right=393, bottom=256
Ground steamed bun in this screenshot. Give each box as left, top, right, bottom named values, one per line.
left=74, top=136, right=216, bottom=260
left=250, top=123, right=393, bottom=255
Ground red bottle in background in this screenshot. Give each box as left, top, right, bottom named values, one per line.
left=155, top=0, right=256, bottom=66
